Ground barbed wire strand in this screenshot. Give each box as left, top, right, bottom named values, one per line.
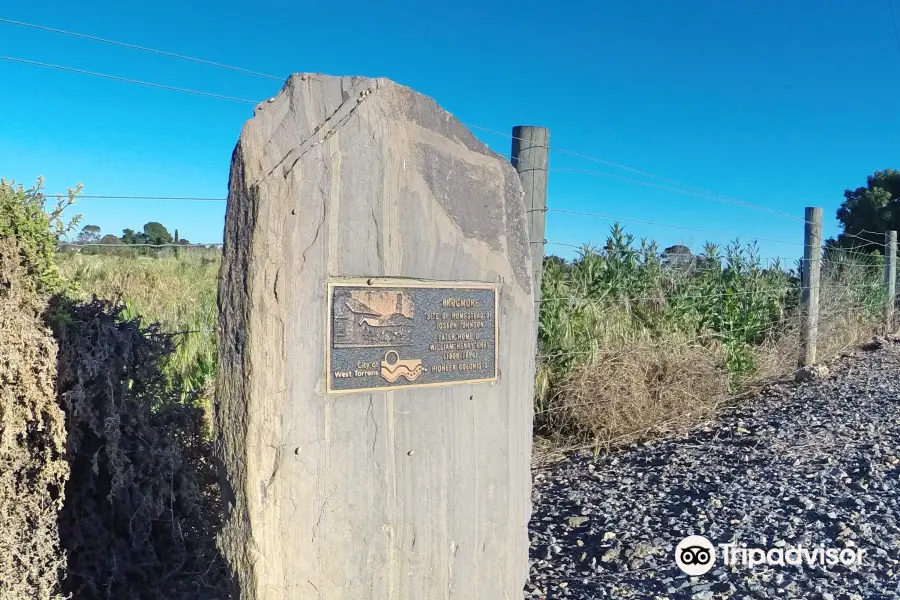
left=547, top=241, right=898, bottom=264
left=515, top=151, right=811, bottom=223
left=57, top=241, right=820, bottom=272
left=482, top=134, right=900, bottom=241
left=53, top=187, right=896, bottom=255
left=548, top=167, right=805, bottom=220
left=536, top=314, right=811, bottom=362
left=539, top=280, right=887, bottom=305
left=59, top=234, right=894, bottom=267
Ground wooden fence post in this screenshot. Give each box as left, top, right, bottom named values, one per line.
left=800, top=207, right=822, bottom=366
left=510, top=126, right=549, bottom=345
left=885, top=230, right=897, bottom=331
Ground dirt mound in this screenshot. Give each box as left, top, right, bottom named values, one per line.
left=0, top=239, right=68, bottom=600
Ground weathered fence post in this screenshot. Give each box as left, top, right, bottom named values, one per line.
left=800, top=207, right=822, bottom=366
left=215, top=74, right=536, bottom=600
left=510, top=126, right=549, bottom=343
left=885, top=230, right=897, bottom=331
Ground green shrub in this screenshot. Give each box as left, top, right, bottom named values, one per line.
left=2, top=176, right=227, bottom=598
left=539, top=227, right=800, bottom=385
left=0, top=177, right=81, bottom=295
left=536, top=223, right=884, bottom=448
left=55, top=298, right=227, bottom=600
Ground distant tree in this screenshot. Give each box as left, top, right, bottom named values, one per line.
left=828, top=169, right=900, bottom=253
left=84, top=233, right=124, bottom=256
left=121, top=228, right=142, bottom=244
left=76, top=224, right=102, bottom=244
left=142, top=222, right=173, bottom=245
left=174, top=229, right=179, bottom=243
left=178, top=238, right=190, bottom=245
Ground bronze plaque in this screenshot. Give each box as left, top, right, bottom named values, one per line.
left=326, top=280, right=499, bottom=393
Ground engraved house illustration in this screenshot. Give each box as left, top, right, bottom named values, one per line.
left=333, top=289, right=414, bottom=348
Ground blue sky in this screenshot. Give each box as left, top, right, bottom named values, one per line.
left=2, top=0, right=899, bottom=262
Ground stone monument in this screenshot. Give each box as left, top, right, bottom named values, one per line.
left=215, top=73, right=535, bottom=599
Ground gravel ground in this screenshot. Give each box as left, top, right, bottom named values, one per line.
left=527, top=342, right=900, bottom=600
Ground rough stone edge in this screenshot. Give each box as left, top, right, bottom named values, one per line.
left=217, top=73, right=536, bottom=598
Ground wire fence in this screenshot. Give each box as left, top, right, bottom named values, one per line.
left=7, top=16, right=898, bottom=453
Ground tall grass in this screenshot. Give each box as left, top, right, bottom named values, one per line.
left=57, top=226, right=889, bottom=453
left=537, top=224, right=888, bottom=450
left=58, top=247, right=220, bottom=402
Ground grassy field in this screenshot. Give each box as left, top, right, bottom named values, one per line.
left=58, top=227, right=888, bottom=452
left=58, top=247, right=220, bottom=401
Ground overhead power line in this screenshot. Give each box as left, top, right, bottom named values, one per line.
left=889, top=0, right=900, bottom=60
left=468, top=124, right=804, bottom=223
left=0, top=17, right=283, bottom=80
left=549, top=167, right=801, bottom=220
left=0, top=55, right=259, bottom=103
left=2, top=17, right=820, bottom=233
left=547, top=208, right=803, bottom=246
left=54, top=194, right=227, bottom=201
left=3, top=17, right=803, bottom=225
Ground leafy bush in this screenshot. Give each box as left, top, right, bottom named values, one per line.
left=0, top=176, right=82, bottom=599
left=0, top=177, right=81, bottom=295
left=536, top=224, right=884, bottom=449
left=55, top=298, right=227, bottom=599
left=0, top=239, right=68, bottom=600
left=540, top=226, right=798, bottom=381
left=2, top=175, right=228, bottom=599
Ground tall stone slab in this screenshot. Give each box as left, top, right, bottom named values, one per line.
left=216, top=73, right=535, bottom=600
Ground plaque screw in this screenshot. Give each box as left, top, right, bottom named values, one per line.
left=366, top=279, right=374, bottom=285
left=407, top=450, right=415, bottom=456
left=291, top=208, right=297, bottom=215
left=294, top=447, right=301, bottom=455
